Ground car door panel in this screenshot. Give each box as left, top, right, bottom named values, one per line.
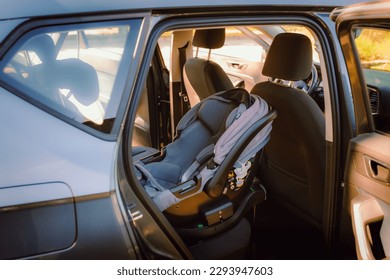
left=209, top=48, right=266, bottom=91
left=334, top=1, right=390, bottom=260
left=345, top=133, right=390, bottom=259
left=0, top=16, right=148, bottom=259
left=0, top=182, right=76, bottom=259
left=348, top=134, right=390, bottom=200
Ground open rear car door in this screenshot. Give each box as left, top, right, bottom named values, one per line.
left=334, top=2, right=390, bottom=260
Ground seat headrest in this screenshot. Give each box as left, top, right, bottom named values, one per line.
left=54, top=58, right=100, bottom=105
left=192, top=28, right=225, bottom=49
left=32, top=58, right=99, bottom=106
left=24, top=34, right=57, bottom=63
left=262, top=33, right=312, bottom=81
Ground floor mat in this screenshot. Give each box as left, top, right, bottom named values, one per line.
left=248, top=198, right=328, bottom=260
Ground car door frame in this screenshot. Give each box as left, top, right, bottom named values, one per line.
left=122, top=7, right=362, bottom=258
left=333, top=2, right=390, bottom=260
left=0, top=11, right=151, bottom=259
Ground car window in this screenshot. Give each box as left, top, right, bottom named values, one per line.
left=353, top=27, right=390, bottom=134
left=158, top=31, right=172, bottom=71
left=1, top=21, right=139, bottom=134
left=158, top=28, right=265, bottom=71
left=194, top=27, right=266, bottom=90
left=206, top=27, right=265, bottom=62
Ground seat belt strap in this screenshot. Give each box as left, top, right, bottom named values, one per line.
left=178, top=41, right=191, bottom=112
left=181, top=144, right=215, bottom=182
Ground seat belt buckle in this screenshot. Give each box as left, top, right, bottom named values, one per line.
left=179, top=91, right=189, bottom=103
left=170, top=174, right=202, bottom=199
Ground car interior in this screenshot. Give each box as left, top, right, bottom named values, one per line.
left=7, top=22, right=335, bottom=259
left=183, top=28, right=235, bottom=107
left=129, top=23, right=336, bottom=260
left=1, top=11, right=389, bottom=260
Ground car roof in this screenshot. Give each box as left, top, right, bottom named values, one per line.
left=0, top=0, right=373, bottom=21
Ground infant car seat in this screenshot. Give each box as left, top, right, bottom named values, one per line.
left=133, top=87, right=276, bottom=238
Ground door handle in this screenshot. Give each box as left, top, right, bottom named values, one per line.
left=227, top=62, right=246, bottom=70
left=351, top=193, right=384, bottom=259
left=370, top=160, right=390, bottom=184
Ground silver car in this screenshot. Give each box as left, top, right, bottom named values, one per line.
left=0, top=0, right=389, bottom=260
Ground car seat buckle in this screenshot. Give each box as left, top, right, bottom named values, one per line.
left=170, top=174, right=202, bottom=199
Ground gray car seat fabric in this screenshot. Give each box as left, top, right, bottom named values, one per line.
left=135, top=88, right=272, bottom=211
left=183, top=29, right=234, bottom=106
left=251, top=32, right=325, bottom=227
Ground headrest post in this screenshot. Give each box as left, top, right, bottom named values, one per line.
left=195, top=47, right=199, bottom=58
left=207, top=49, right=211, bottom=61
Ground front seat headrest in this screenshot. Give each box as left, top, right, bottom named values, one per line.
left=192, top=28, right=225, bottom=49
left=262, top=33, right=312, bottom=81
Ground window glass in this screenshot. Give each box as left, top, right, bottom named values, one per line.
left=1, top=22, right=138, bottom=134
left=354, top=27, right=390, bottom=134
left=193, top=27, right=266, bottom=90
left=195, top=27, right=264, bottom=62
left=158, top=31, right=172, bottom=70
